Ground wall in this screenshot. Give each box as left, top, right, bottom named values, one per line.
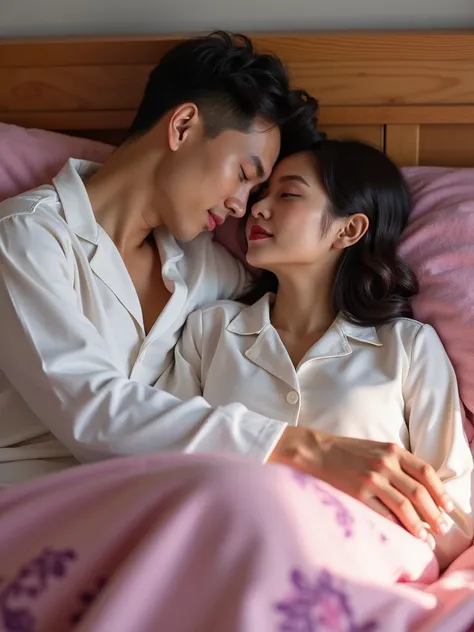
left=1, top=0, right=473, bottom=38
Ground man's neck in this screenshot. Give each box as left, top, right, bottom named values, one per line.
left=85, top=141, right=165, bottom=254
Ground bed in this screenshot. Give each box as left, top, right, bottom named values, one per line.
left=1, top=29, right=474, bottom=632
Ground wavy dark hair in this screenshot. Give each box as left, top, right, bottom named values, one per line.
left=127, top=31, right=323, bottom=144
left=246, top=139, right=419, bottom=326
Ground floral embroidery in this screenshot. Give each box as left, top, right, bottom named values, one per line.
left=292, top=470, right=311, bottom=488
left=367, top=518, right=389, bottom=545
left=312, top=481, right=355, bottom=538
left=0, top=548, right=77, bottom=632
left=292, top=471, right=355, bottom=538
left=70, top=576, right=108, bottom=625
left=275, top=569, right=378, bottom=632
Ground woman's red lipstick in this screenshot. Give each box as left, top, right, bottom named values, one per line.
left=249, top=225, right=272, bottom=241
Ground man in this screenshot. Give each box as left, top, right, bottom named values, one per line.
left=0, top=31, right=319, bottom=484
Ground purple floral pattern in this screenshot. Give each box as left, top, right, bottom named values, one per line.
left=292, top=471, right=355, bottom=538
left=292, top=470, right=312, bottom=488
left=275, top=568, right=378, bottom=632
left=293, top=471, right=391, bottom=544
left=312, top=481, right=355, bottom=538
left=70, top=576, right=108, bottom=625
left=0, top=548, right=77, bottom=632
left=367, top=518, right=389, bottom=545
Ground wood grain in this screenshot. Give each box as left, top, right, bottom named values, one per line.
left=3, top=32, right=474, bottom=67
left=0, top=66, right=151, bottom=112
left=321, top=125, right=384, bottom=149
left=2, top=61, right=474, bottom=114
left=419, top=125, right=474, bottom=167
left=385, top=125, right=420, bottom=166
left=286, top=61, right=474, bottom=105
left=319, top=106, right=474, bottom=125
left=0, top=110, right=134, bottom=130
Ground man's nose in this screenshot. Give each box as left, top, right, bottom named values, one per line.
left=225, top=197, right=246, bottom=219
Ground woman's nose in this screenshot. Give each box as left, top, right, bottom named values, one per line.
left=251, top=197, right=271, bottom=219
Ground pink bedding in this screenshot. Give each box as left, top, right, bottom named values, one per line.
left=0, top=454, right=474, bottom=632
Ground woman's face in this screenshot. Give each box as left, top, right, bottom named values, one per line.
left=246, top=151, right=343, bottom=271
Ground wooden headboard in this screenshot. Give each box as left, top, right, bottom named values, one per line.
left=2, top=31, right=474, bottom=167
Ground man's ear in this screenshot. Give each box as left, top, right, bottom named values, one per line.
left=167, top=103, right=200, bottom=151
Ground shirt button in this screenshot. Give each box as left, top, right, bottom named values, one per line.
left=286, top=391, right=299, bottom=405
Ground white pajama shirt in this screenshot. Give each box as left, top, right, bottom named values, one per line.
left=0, top=159, right=291, bottom=485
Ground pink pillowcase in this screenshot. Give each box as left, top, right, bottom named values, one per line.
left=0, top=124, right=473, bottom=422
left=400, top=167, right=474, bottom=422
left=0, top=123, right=112, bottom=200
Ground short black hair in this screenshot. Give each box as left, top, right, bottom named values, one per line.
left=245, top=140, right=418, bottom=326
left=127, top=31, right=322, bottom=141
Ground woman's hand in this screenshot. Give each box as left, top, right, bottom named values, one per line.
left=268, top=427, right=454, bottom=541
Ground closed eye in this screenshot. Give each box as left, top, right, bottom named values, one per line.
left=281, top=192, right=301, bottom=198
left=240, top=167, right=249, bottom=183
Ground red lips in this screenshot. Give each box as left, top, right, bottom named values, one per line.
left=249, top=225, right=273, bottom=241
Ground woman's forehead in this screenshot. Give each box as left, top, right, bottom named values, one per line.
left=271, top=151, right=316, bottom=181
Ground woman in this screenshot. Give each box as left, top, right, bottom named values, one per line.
left=157, top=139, right=473, bottom=568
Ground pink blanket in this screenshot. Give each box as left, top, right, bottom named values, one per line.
left=1, top=454, right=474, bottom=631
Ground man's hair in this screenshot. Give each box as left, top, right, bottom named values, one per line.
left=127, top=30, right=321, bottom=141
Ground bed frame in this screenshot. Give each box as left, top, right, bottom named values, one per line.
left=1, top=30, right=474, bottom=167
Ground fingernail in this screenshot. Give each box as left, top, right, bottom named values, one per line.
left=417, top=527, right=428, bottom=540
left=444, top=499, right=454, bottom=513
left=438, top=521, right=449, bottom=535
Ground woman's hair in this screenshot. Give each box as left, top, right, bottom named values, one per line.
left=246, top=139, right=419, bottom=326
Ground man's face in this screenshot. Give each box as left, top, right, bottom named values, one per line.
left=157, top=113, right=280, bottom=241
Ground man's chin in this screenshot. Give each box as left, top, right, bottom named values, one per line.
left=170, top=226, right=203, bottom=243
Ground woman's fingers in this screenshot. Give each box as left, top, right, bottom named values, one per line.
left=389, top=467, right=450, bottom=536
left=271, top=431, right=454, bottom=543
left=370, top=475, right=429, bottom=539
left=399, top=451, right=454, bottom=514
left=364, top=496, right=399, bottom=524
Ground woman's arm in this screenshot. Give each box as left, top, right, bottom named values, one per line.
left=403, top=323, right=473, bottom=567
left=0, top=212, right=285, bottom=464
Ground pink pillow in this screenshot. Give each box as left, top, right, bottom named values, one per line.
left=0, top=123, right=112, bottom=200
left=400, top=167, right=474, bottom=423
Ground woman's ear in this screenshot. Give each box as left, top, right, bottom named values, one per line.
left=332, top=214, right=369, bottom=250
left=167, top=103, right=200, bottom=151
